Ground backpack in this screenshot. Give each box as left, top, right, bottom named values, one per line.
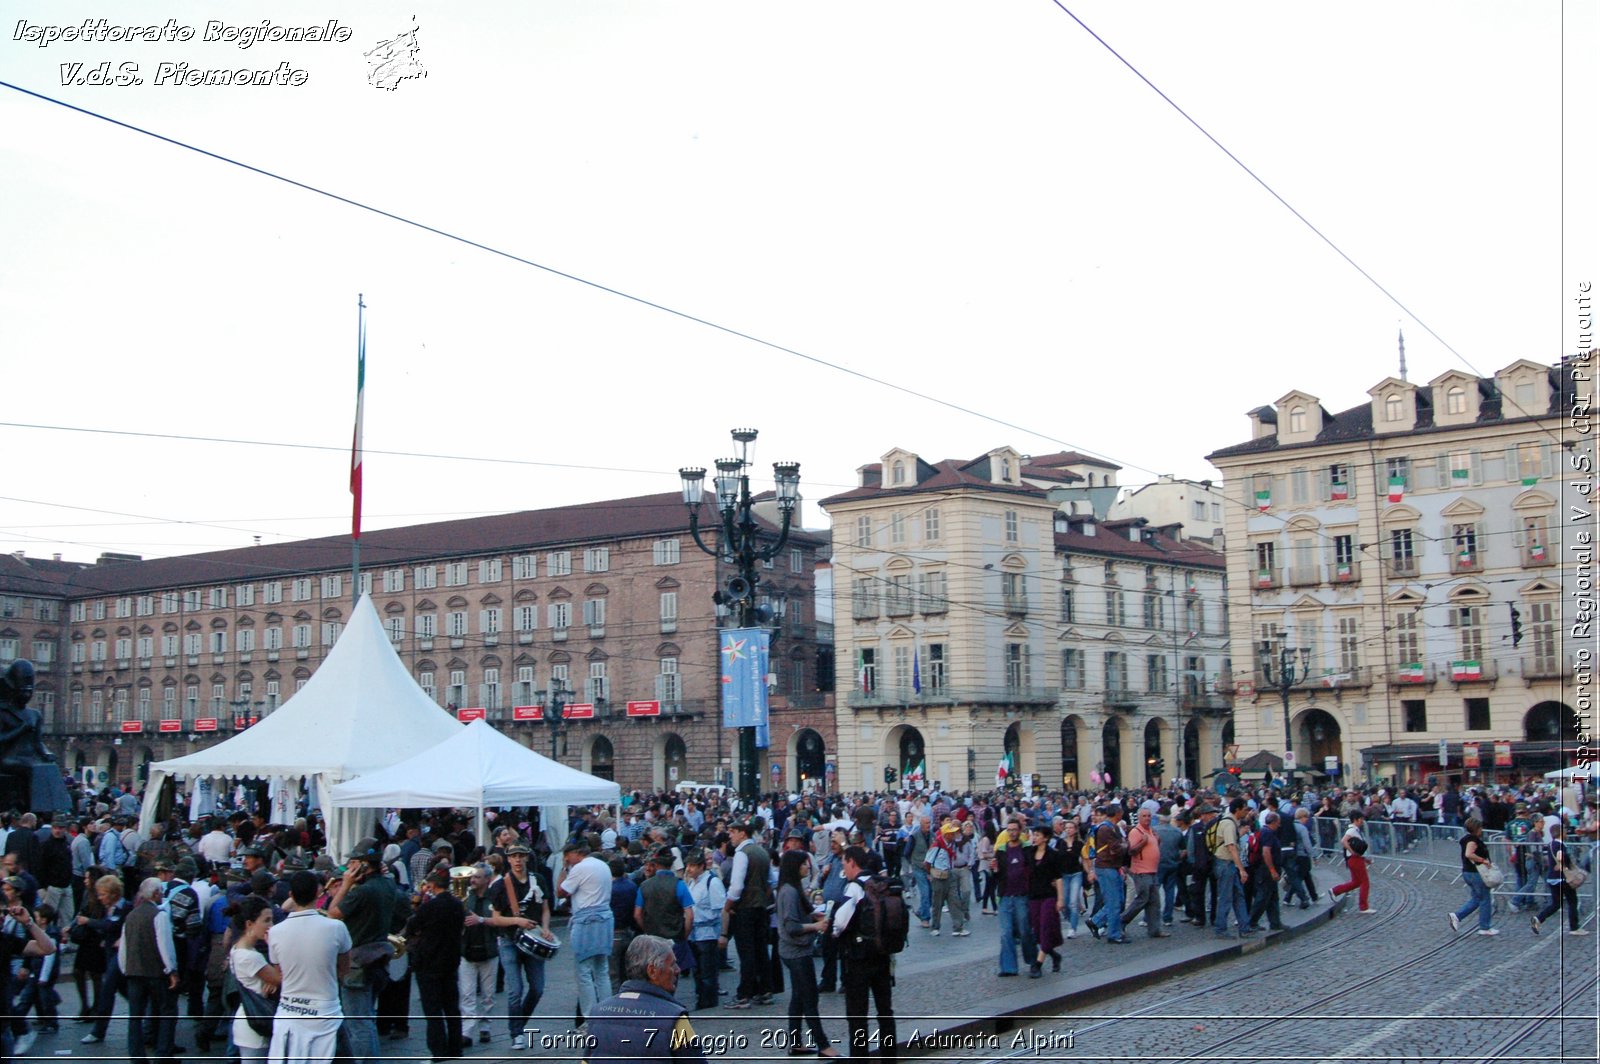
left=1246, top=831, right=1263, bottom=867
left=1187, top=823, right=1214, bottom=871
left=847, top=874, right=908, bottom=957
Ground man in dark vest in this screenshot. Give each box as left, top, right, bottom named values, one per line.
left=717, top=822, right=771, bottom=1008
left=582, top=934, right=707, bottom=1064
left=121, top=877, right=179, bottom=1064
left=635, top=848, right=693, bottom=945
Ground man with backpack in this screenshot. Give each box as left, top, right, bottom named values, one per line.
left=1209, top=798, right=1252, bottom=938
left=1183, top=806, right=1217, bottom=928
left=157, top=858, right=209, bottom=1046
left=831, top=845, right=900, bottom=1061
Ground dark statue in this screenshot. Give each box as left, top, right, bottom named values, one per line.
left=0, top=659, right=71, bottom=813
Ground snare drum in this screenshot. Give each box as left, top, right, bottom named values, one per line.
left=515, top=927, right=561, bottom=960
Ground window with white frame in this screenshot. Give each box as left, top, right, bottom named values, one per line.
left=286, top=579, right=308, bottom=602
left=480, top=608, right=502, bottom=635
left=183, top=685, right=197, bottom=711
left=209, top=587, right=227, bottom=610
left=236, top=584, right=255, bottom=607
left=90, top=690, right=103, bottom=719
left=926, top=643, right=946, bottom=692
left=321, top=622, right=342, bottom=646
left=587, top=661, right=608, bottom=703
left=162, top=687, right=175, bottom=716
left=415, top=566, right=438, bottom=589
left=583, top=548, right=610, bottom=573
left=445, top=562, right=468, bottom=587
left=182, top=591, right=201, bottom=612
left=383, top=569, right=406, bottom=593
left=583, top=598, right=606, bottom=633
left=1455, top=604, right=1485, bottom=663
left=93, top=600, right=106, bottom=620
left=446, top=612, right=468, bottom=637
left=1393, top=611, right=1420, bottom=667
left=113, top=688, right=128, bottom=718
left=551, top=663, right=570, bottom=688
left=116, top=597, right=132, bottom=618
left=1061, top=648, right=1083, bottom=689
left=448, top=670, right=466, bottom=707
left=3, top=638, right=25, bottom=663
left=181, top=634, right=200, bottom=657
left=115, top=637, right=133, bottom=660
left=1385, top=393, right=1403, bottom=421
left=547, top=551, right=572, bottom=576
left=514, top=605, right=536, bottom=632
left=416, top=614, right=437, bottom=640
left=418, top=672, right=436, bottom=703
left=1005, top=643, right=1031, bottom=691
left=515, top=666, right=535, bottom=705
left=890, top=513, right=905, bottom=544
left=652, top=540, right=679, bottom=566
left=479, top=558, right=503, bottom=583
left=292, top=624, right=311, bottom=649
left=71, top=601, right=87, bottom=622
left=855, top=516, right=871, bottom=548
left=657, top=658, right=680, bottom=703
left=790, top=547, right=803, bottom=573
left=1288, top=406, right=1306, bottom=432
left=549, top=602, right=571, bottom=631
left=263, top=627, right=281, bottom=651
left=892, top=644, right=911, bottom=692
left=265, top=680, right=280, bottom=709
left=211, top=683, right=226, bottom=712
left=513, top=554, right=537, bottom=580
left=1104, top=650, right=1129, bottom=694
left=925, top=508, right=940, bottom=541
left=263, top=582, right=283, bottom=605
left=236, top=629, right=255, bottom=654
left=160, top=634, right=178, bottom=657
left=1004, top=509, right=1019, bottom=543
left=33, top=640, right=54, bottom=663
left=660, top=591, right=678, bottom=631
left=1105, top=589, right=1125, bottom=627
left=159, top=594, right=178, bottom=615
left=481, top=668, right=501, bottom=710
left=1337, top=616, right=1360, bottom=672
left=386, top=617, right=405, bottom=643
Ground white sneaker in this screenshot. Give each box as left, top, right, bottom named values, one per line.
left=1449, top=913, right=1460, bottom=932
left=953, top=929, right=970, bottom=937
left=1570, top=929, right=1591, bottom=936
left=1065, top=928, right=1077, bottom=939
left=1357, top=908, right=1377, bottom=915
left=1476, top=928, right=1500, bottom=936
left=511, top=1034, right=528, bottom=1050
left=14, top=1032, right=36, bottom=1055
left=928, top=928, right=940, bottom=936
left=80, top=1035, right=103, bottom=1045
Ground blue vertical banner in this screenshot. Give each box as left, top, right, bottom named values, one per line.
left=721, top=627, right=771, bottom=729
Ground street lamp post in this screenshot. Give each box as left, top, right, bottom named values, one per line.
left=539, top=680, right=569, bottom=762
left=1259, top=643, right=1311, bottom=782
left=679, top=428, right=802, bottom=805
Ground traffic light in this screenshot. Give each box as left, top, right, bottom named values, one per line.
left=1510, top=604, right=1524, bottom=647
left=1154, top=757, right=1166, bottom=776
left=884, top=766, right=898, bottom=785
left=1228, top=765, right=1242, bottom=776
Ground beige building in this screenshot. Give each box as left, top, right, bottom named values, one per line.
left=1206, top=358, right=1587, bottom=785
left=0, top=493, right=833, bottom=796
left=821, top=447, right=1231, bottom=794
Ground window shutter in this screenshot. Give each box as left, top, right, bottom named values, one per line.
left=1435, top=455, right=1449, bottom=485
left=1470, top=450, right=1483, bottom=483
left=1504, top=445, right=1519, bottom=480
left=1542, top=443, right=1555, bottom=478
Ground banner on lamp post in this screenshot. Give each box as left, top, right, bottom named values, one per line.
left=720, top=628, right=770, bottom=730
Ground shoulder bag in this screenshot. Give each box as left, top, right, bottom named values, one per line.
left=224, top=952, right=276, bottom=1039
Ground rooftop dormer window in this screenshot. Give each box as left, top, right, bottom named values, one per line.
left=1288, top=406, right=1306, bottom=433
left=891, top=460, right=906, bottom=485
left=1385, top=394, right=1403, bottom=422
left=1446, top=386, right=1467, bottom=415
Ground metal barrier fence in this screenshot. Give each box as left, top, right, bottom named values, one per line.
left=1310, top=817, right=1598, bottom=916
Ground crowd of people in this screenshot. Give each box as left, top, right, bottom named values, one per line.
left=0, top=772, right=1593, bottom=1062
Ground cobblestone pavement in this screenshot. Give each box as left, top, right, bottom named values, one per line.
left=19, top=865, right=1596, bottom=1062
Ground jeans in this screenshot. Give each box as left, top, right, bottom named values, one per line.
left=575, top=953, right=608, bottom=1020
left=457, top=957, right=497, bottom=1039
left=996, top=894, right=1034, bottom=975
left=910, top=868, right=932, bottom=923
left=1281, top=858, right=1312, bottom=906
left=691, top=939, right=721, bottom=1011
left=340, top=982, right=378, bottom=1063
left=1453, top=871, right=1493, bottom=930
left=1060, top=872, right=1084, bottom=931
left=88, top=953, right=121, bottom=1040
left=125, top=974, right=174, bottom=1063
left=819, top=930, right=841, bottom=990
left=1535, top=880, right=1581, bottom=931
left=1213, top=863, right=1248, bottom=933
left=1094, top=869, right=1126, bottom=940
left=1187, top=863, right=1216, bottom=922
left=1247, top=871, right=1283, bottom=929
left=782, top=954, right=829, bottom=1051
left=415, top=970, right=463, bottom=1061
left=496, top=936, right=546, bottom=1038
left=1158, top=868, right=1180, bottom=924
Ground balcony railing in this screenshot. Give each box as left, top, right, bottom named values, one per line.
left=919, top=595, right=947, bottom=616
left=1449, top=552, right=1482, bottom=575
left=1329, top=563, right=1360, bottom=586
left=885, top=595, right=913, bottom=618
left=1446, top=660, right=1497, bottom=685
left=1003, top=593, right=1029, bottom=617
left=1292, top=666, right=1373, bottom=691
left=848, top=684, right=1058, bottom=709
left=852, top=598, right=879, bottom=621
left=1522, top=656, right=1570, bottom=681
left=1522, top=544, right=1554, bottom=567
left=1389, top=663, right=1437, bottom=687
left=1388, top=557, right=1420, bottom=578
left=1288, top=565, right=1322, bottom=588
left=1180, top=693, right=1234, bottom=715
left=1252, top=567, right=1281, bottom=590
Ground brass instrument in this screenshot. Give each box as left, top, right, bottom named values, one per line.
left=386, top=932, right=408, bottom=959
left=448, top=865, right=475, bottom=899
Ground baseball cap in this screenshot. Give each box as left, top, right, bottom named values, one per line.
left=505, top=842, right=532, bottom=856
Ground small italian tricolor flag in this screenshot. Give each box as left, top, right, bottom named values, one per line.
left=1398, top=662, right=1425, bottom=683
left=1330, top=479, right=1348, bottom=501
left=1387, top=476, right=1405, bottom=503
left=1529, top=543, right=1547, bottom=563
left=1255, top=488, right=1271, bottom=511
left=858, top=651, right=871, bottom=694
left=1335, top=562, right=1352, bottom=580
left=1451, top=660, right=1482, bottom=681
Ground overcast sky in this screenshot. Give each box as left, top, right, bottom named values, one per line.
left=1, top=0, right=1593, bottom=564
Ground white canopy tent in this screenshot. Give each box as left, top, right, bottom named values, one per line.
left=1544, top=764, right=1599, bottom=781
left=329, top=717, right=620, bottom=871
left=140, top=595, right=462, bottom=860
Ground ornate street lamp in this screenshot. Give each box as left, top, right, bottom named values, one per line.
left=539, top=679, right=570, bottom=762
left=679, top=428, right=801, bottom=804
left=1259, top=643, right=1311, bottom=781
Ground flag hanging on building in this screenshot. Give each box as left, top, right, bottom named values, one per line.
left=350, top=296, right=366, bottom=540
left=1398, top=662, right=1425, bottom=683
left=1330, top=478, right=1348, bottom=501
left=858, top=650, right=871, bottom=694
left=721, top=628, right=771, bottom=729
left=1451, top=660, right=1482, bottom=681
left=1493, top=740, right=1512, bottom=766
left=1463, top=741, right=1480, bottom=769
left=1254, top=487, right=1271, bottom=511
left=912, top=649, right=921, bottom=694
left=1387, top=476, right=1405, bottom=503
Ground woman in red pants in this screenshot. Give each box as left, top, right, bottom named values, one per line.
left=1329, top=810, right=1375, bottom=913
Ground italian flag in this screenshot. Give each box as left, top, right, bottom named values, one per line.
left=1529, top=542, right=1547, bottom=563
left=1398, top=662, right=1424, bottom=683
left=1330, top=479, right=1348, bottom=501
left=1335, top=562, right=1353, bottom=579
left=1387, top=476, right=1405, bottom=503
left=1451, top=660, right=1482, bottom=681
left=858, top=651, right=871, bottom=694
left=350, top=297, right=366, bottom=540
left=1254, top=488, right=1271, bottom=511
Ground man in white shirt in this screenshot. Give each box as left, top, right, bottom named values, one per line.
left=196, top=821, right=233, bottom=866
left=269, top=870, right=352, bottom=1063
left=558, top=840, right=615, bottom=1027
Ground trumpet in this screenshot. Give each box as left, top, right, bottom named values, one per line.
left=448, top=865, right=476, bottom=899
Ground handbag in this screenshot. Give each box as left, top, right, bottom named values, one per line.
left=1477, top=864, right=1504, bottom=889
left=671, top=937, right=696, bottom=973
left=223, top=954, right=276, bottom=1039
left=1564, top=866, right=1588, bottom=889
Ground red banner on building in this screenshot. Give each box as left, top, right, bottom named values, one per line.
left=512, top=705, right=542, bottom=721
left=120, top=720, right=144, bottom=733
left=1493, top=740, right=1512, bottom=766
left=194, top=718, right=218, bottom=732
left=457, top=707, right=486, bottom=722
left=627, top=700, right=661, bottom=717
left=564, top=703, right=595, bottom=719
left=1463, top=741, right=1480, bottom=769
left=158, top=719, right=182, bottom=733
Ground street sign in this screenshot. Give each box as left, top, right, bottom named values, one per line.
left=457, top=707, right=486, bottom=722
left=158, top=719, right=182, bottom=733
left=1283, top=751, right=1297, bottom=771
left=770, top=762, right=781, bottom=780
left=195, top=718, right=218, bottom=732
left=120, top=720, right=143, bottom=733
left=626, top=700, right=661, bottom=717
left=512, top=705, right=541, bottom=721
left=1439, top=738, right=1449, bottom=767
left=1463, top=741, right=1480, bottom=769
left=1324, top=756, right=1340, bottom=771
left=97, top=770, right=108, bottom=783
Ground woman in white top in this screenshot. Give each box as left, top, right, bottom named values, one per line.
left=228, top=895, right=281, bottom=1060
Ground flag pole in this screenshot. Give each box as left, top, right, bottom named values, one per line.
left=350, top=294, right=366, bottom=608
